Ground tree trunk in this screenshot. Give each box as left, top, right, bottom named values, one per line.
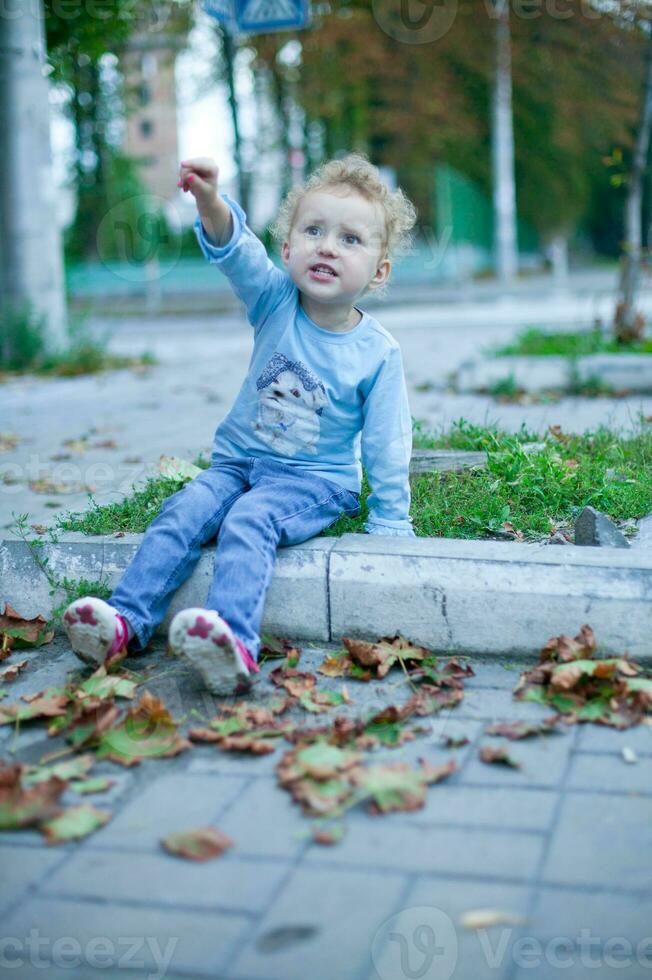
left=614, top=31, right=652, bottom=343
left=0, top=0, right=67, bottom=354
left=267, top=55, right=292, bottom=199
left=220, top=27, right=250, bottom=214
left=491, top=0, right=518, bottom=285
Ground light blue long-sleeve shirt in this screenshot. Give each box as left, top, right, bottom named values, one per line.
left=193, top=193, right=415, bottom=536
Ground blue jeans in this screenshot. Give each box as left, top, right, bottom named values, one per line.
left=108, top=456, right=361, bottom=659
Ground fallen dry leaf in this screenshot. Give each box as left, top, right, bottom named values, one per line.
left=548, top=424, right=570, bottom=443
left=0, top=691, right=69, bottom=725
left=342, top=634, right=433, bottom=680
left=479, top=745, right=521, bottom=768
left=162, top=827, right=233, bottom=861
left=351, top=758, right=457, bottom=815
left=29, top=478, right=93, bottom=495
left=459, top=908, right=527, bottom=930
left=22, top=755, right=95, bottom=786
left=0, top=604, right=54, bottom=651
left=312, top=824, right=345, bottom=845
left=158, top=455, right=201, bottom=481
left=0, top=432, right=19, bottom=452
left=317, top=653, right=352, bottom=678
left=260, top=635, right=302, bottom=667
left=40, top=804, right=110, bottom=844
left=441, top=735, right=470, bottom=748
left=0, top=764, right=66, bottom=830
left=270, top=666, right=317, bottom=698
left=95, top=691, right=190, bottom=765
left=71, top=777, right=115, bottom=795
left=484, top=719, right=559, bottom=740
left=513, top=625, right=652, bottom=729
left=0, top=659, right=28, bottom=682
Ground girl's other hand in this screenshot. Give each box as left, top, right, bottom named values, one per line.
left=177, top=157, right=219, bottom=209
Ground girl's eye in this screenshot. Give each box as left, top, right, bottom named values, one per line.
left=344, top=234, right=360, bottom=245
left=306, top=226, right=320, bottom=235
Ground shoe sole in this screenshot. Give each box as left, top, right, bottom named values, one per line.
left=63, top=597, right=120, bottom=667
left=168, top=608, right=251, bottom=696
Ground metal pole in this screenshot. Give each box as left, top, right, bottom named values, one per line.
left=491, top=0, right=518, bottom=285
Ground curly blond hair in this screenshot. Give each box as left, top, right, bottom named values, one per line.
left=270, top=153, right=417, bottom=279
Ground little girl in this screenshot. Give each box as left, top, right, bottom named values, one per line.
left=63, top=152, right=417, bottom=695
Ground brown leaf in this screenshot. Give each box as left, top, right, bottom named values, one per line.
left=0, top=604, right=54, bottom=650
left=49, top=698, right=121, bottom=748
left=219, top=735, right=277, bottom=754
left=479, top=745, right=521, bottom=768
left=0, top=764, right=66, bottom=829
left=317, top=654, right=352, bottom=677
left=343, top=634, right=432, bottom=679
left=0, top=692, right=69, bottom=725
left=501, top=521, right=524, bottom=540
left=312, top=824, right=345, bottom=845
left=162, top=827, right=234, bottom=861
left=95, top=691, right=190, bottom=765
left=540, top=625, right=596, bottom=664
left=460, top=908, right=527, bottom=930
left=0, top=659, right=28, bottom=682
left=40, top=804, right=111, bottom=844
left=484, top=719, right=559, bottom=740
left=548, top=424, right=570, bottom=443
left=259, top=636, right=301, bottom=664
left=350, top=758, right=457, bottom=814
left=441, top=735, right=470, bottom=748
left=270, top=667, right=317, bottom=698
left=0, top=432, right=19, bottom=452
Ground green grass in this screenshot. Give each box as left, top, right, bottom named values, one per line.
left=490, top=326, right=652, bottom=358
left=55, top=419, right=652, bottom=543
left=0, top=300, right=155, bottom=377
left=404, top=418, right=651, bottom=541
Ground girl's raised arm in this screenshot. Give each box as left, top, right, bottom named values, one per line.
left=178, top=158, right=233, bottom=247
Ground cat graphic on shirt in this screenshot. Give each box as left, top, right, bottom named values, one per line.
left=254, top=352, right=328, bottom=456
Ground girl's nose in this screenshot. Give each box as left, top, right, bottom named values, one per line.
left=319, top=236, right=338, bottom=255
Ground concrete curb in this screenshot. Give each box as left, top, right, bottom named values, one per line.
left=456, top=353, right=652, bottom=394
left=2, top=532, right=652, bottom=660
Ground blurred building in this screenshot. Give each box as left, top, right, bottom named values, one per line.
left=120, top=20, right=188, bottom=230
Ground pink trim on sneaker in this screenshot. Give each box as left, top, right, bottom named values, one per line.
left=108, top=614, right=130, bottom=657
left=235, top=638, right=260, bottom=674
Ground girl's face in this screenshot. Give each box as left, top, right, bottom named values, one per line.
left=281, top=186, right=390, bottom=306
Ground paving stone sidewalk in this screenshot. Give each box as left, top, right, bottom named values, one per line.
left=1, top=636, right=651, bottom=980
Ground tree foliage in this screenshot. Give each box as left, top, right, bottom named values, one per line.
left=252, top=0, right=647, bottom=249
left=44, top=0, right=193, bottom=259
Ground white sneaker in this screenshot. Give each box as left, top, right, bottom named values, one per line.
left=168, top=608, right=259, bottom=696
left=63, top=596, right=129, bottom=667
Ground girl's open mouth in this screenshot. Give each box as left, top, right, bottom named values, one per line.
left=309, top=265, right=338, bottom=282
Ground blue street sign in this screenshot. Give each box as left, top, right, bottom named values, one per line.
left=236, top=0, right=310, bottom=32
left=202, top=0, right=237, bottom=30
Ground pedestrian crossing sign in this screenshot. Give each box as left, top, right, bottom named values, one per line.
left=236, top=0, right=310, bottom=32
left=202, top=0, right=310, bottom=33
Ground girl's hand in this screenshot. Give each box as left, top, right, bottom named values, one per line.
left=177, top=157, right=219, bottom=210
